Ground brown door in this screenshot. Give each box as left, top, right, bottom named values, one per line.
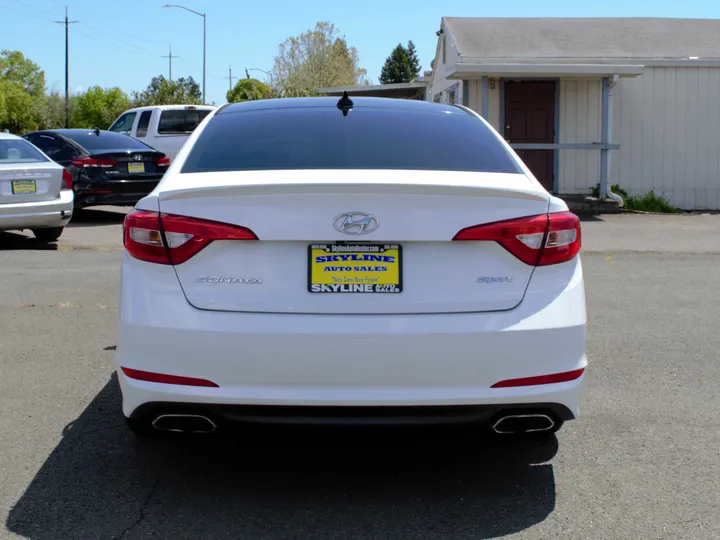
left=504, top=81, right=556, bottom=192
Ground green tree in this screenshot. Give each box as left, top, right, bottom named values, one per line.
left=38, top=89, right=68, bottom=130
left=0, top=50, right=45, bottom=97
left=132, top=75, right=202, bottom=107
left=71, top=86, right=131, bottom=129
left=0, top=80, right=38, bottom=133
left=227, top=78, right=272, bottom=103
left=379, top=41, right=421, bottom=84
left=272, top=21, right=367, bottom=97
left=406, top=41, right=421, bottom=78
left=0, top=50, right=46, bottom=133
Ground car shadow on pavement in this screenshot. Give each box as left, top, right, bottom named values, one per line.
left=0, top=232, right=59, bottom=251
left=579, top=215, right=605, bottom=222
left=67, top=207, right=129, bottom=228
left=6, top=375, right=558, bottom=540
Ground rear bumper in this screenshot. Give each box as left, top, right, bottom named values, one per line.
left=74, top=178, right=161, bottom=208
left=0, top=191, right=73, bottom=230
left=74, top=192, right=148, bottom=208
left=117, top=255, right=587, bottom=419
left=129, top=402, right=576, bottom=429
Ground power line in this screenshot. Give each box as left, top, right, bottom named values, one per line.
left=162, top=45, right=179, bottom=81
left=0, top=1, right=55, bottom=23
left=82, top=17, right=166, bottom=51
left=76, top=21, right=161, bottom=57
left=3, top=1, right=161, bottom=60
left=11, top=0, right=58, bottom=19
left=36, top=0, right=167, bottom=48
left=72, top=28, right=159, bottom=60
left=55, top=6, right=79, bottom=129
left=35, top=0, right=65, bottom=9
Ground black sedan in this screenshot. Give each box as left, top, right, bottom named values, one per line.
left=22, top=129, right=170, bottom=209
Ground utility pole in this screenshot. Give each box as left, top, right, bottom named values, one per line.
left=162, top=45, right=178, bottom=81
left=55, top=6, right=79, bottom=128
left=224, top=65, right=235, bottom=91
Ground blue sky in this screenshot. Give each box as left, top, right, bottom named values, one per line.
left=1, top=0, right=719, bottom=105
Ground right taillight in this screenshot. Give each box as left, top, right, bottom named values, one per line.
left=61, top=168, right=72, bottom=190
left=453, top=211, right=581, bottom=266
left=538, top=211, right=582, bottom=265
left=123, top=209, right=258, bottom=265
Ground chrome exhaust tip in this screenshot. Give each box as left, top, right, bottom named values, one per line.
left=152, top=414, right=217, bottom=434
left=492, top=414, right=555, bottom=434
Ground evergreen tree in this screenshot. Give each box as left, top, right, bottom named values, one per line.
left=406, top=41, right=421, bottom=79
left=379, top=42, right=421, bottom=84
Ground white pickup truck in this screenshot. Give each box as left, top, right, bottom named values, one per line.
left=108, top=104, right=216, bottom=161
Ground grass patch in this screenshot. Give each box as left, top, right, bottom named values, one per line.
left=590, top=184, right=680, bottom=213
left=625, top=191, right=680, bottom=213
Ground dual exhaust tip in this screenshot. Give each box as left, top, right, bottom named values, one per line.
left=152, top=414, right=217, bottom=434
left=151, top=412, right=554, bottom=434
left=491, top=413, right=555, bottom=434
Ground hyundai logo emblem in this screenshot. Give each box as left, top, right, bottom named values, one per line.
left=133, top=154, right=143, bottom=161
left=333, top=212, right=378, bottom=235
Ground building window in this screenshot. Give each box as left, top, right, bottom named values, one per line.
left=448, top=90, right=456, bottom=105
left=433, top=93, right=442, bottom=103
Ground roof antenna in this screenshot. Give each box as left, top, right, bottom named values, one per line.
left=93, top=127, right=100, bottom=136
left=336, top=91, right=353, bottom=117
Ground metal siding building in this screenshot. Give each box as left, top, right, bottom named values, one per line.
left=611, top=67, right=720, bottom=210
left=429, top=17, right=720, bottom=210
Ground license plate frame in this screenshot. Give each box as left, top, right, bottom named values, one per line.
left=11, top=179, right=37, bottom=194
left=307, top=243, right=403, bottom=294
left=127, top=162, right=145, bottom=174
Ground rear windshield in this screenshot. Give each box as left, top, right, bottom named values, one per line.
left=62, top=131, right=153, bottom=152
left=0, top=138, right=48, bottom=164
left=181, top=106, right=522, bottom=174
left=158, top=109, right=212, bottom=134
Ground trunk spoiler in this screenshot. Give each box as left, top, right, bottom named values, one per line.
left=158, top=171, right=549, bottom=202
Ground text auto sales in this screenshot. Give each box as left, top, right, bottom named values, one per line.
left=312, top=253, right=400, bottom=293
left=315, top=253, right=394, bottom=273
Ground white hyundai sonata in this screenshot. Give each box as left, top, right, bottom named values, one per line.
left=116, top=96, right=586, bottom=437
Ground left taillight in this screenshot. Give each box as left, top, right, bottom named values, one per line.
left=453, top=211, right=581, bottom=266
left=123, top=209, right=258, bottom=265
left=61, top=168, right=72, bottom=190
left=72, top=157, right=117, bottom=168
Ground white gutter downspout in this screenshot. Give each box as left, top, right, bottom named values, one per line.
left=600, top=74, right=623, bottom=206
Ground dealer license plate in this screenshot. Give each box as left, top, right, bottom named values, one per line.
left=308, top=244, right=403, bottom=293
left=12, top=179, right=36, bottom=194
left=127, top=163, right=145, bottom=173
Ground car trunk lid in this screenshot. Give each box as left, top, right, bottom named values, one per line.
left=156, top=170, right=551, bottom=314
left=75, top=150, right=166, bottom=179
left=0, top=163, right=63, bottom=205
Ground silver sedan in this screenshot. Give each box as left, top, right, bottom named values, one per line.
left=0, top=132, right=74, bottom=242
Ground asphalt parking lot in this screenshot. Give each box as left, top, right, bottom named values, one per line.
left=1, top=210, right=719, bottom=539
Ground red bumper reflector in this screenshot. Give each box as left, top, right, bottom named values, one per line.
left=491, top=368, right=585, bottom=388
left=121, top=367, right=219, bottom=388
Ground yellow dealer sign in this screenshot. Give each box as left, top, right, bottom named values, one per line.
left=308, top=244, right=403, bottom=293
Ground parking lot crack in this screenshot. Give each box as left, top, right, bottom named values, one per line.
left=114, top=477, right=161, bottom=540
